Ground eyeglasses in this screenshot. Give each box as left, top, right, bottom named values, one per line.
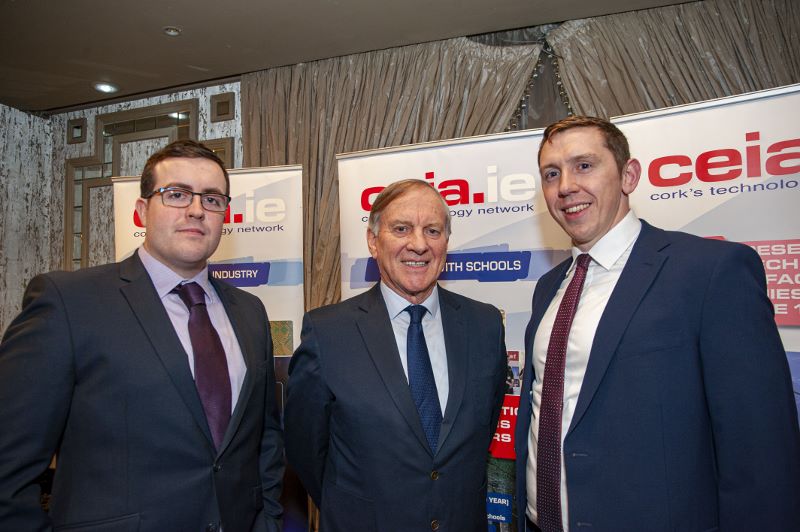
left=144, top=187, right=230, bottom=212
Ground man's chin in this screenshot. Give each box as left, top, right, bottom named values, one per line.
left=400, top=284, right=437, bottom=302
left=173, top=250, right=213, bottom=270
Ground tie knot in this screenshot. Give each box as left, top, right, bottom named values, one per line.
left=174, top=281, right=206, bottom=308
left=405, top=305, right=427, bottom=325
left=575, top=253, right=591, bottom=271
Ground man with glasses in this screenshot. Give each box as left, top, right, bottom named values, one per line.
left=0, top=140, right=284, bottom=531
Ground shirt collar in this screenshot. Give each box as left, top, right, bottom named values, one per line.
left=570, top=210, right=642, bottom=272
left=137, top=246, right=215, bottom=301
left=380, top=282, right=440, bottom=321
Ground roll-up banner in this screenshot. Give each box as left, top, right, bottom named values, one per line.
left=113, top=165, right=305, bottom=358
left=336, top=84, right=799, bottom=530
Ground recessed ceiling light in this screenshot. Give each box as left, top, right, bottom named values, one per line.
left=163, top=26, right=182, bottom=37
left=94, top=82, right=119, bottom=94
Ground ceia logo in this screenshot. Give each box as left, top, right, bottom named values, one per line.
left=360, top=167, right=535, bottom=210
left=648, top=132, right=800, bottom=187
left=134, top=191, right=286, bottom=227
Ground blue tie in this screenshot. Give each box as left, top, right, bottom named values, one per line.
left=405, top=305, right=442, bottom=453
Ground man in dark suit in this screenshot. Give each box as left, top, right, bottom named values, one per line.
left=0, top=140, right=283, bottom=531
left=515, top=116, right=800, bottom=532
left=285, top=179, right=506, bottom=531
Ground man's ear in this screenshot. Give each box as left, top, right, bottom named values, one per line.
left=135, top=197, right=148, bottom=227
left=621, top=158, right=642, bottom=196
left=366, top=228, right=378, bottom=259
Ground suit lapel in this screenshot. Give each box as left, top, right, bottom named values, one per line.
left=437, top=288, right=466, bottom=453
left=356, top=285, right=432, bottom=454
left=568, top=222, right=669, bottom=435
left=118, top=254, right=215, bottom=449
left=212, top=277, right=258, bottom=455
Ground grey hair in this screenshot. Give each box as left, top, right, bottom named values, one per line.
left=367, top=179, right=451, bottom=237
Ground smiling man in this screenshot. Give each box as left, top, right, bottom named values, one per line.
left=515, top=116, right=800, bottom=532
left=285, top=179, right=507, bottom=531
left=0, top=140, right=283, bottom=531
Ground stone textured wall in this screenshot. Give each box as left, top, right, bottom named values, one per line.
left=0, top=103, right=56, bottom=334
left=0, top=82, right=242, bottom=334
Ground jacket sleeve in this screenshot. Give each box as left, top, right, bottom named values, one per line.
left=488, top=307, right=508, bottom=435
left=283, top=312, right=333, bottom=507
left=0, top=274, right=74, bottom=531
left=699, top=243, right=800, bottom=529
left=256, top=300, right=285, bottom=532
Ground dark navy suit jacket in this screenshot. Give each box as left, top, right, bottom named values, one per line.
left=285, top=284, right=507, bottom=532
left=515, top=221, right=800, bottom=531
left=0, top=253, right=283, bottom=532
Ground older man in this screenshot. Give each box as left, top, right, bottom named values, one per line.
left=515, top=116, right=800, bottom=532
left=0, top=140, right=283, bottom=531
left=285, top=179, right=507, bottom=531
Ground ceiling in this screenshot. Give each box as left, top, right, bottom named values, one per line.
left=0, top=0, right=687, bottom=114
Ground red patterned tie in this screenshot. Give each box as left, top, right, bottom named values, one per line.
left=174, top=282, right=231, bottom=451
left=536, top=253, right=591, bottom=532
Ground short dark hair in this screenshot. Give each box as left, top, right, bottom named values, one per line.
left=538, top=116, right=630, bottom=173
left=367, top=179, right=451, bottom=237
left=140, top=139, right=229, bottom=197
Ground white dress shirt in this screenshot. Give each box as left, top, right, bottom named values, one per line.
left=526, top=211, right=642, bottom=529
left=138, top=246, right=247, bottom=412
left=380, top=282, right=449, bottom=413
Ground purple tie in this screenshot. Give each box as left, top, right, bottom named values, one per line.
left=537, top=253, right=591, bottom=532
left=174, top=282, right=231, bottom=450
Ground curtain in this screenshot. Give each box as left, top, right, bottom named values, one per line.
left=469, top=25, right=571, bottom=129
left=243, top=37, right=540, bottom=310
left=547, top=0, right=800, bottom=117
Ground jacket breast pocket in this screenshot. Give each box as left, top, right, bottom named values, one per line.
left=616, top=329, right=690, bottom=361
left=55, top=513, right=140, bottom=532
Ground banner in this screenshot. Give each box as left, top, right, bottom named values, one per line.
left=336, top=83, right=799, bottom=531
left=113, top=165, right=305, bottom=357
left=616, top=84, right=800, bottom=412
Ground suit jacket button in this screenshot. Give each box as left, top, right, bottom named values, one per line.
left=430, top=519, right=440, bottom=530
left=213, top=464, right=222, bottom=472
left=430, top=470, right=439, bottom=480
left=205, top=524, right=218, bottom=532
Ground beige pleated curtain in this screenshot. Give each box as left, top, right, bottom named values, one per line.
left=547, top=0, right=800, bottom=117
left=243, top=37, right=541, bottom=310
